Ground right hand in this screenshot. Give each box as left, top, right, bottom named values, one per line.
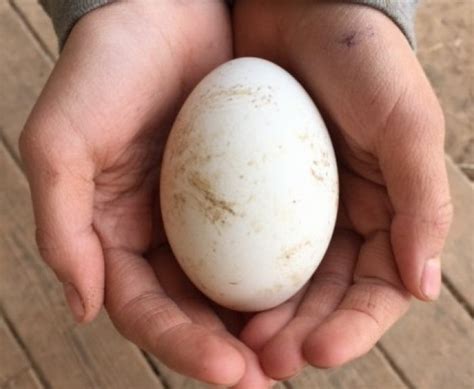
left=20, top=2, right=270, bottom=387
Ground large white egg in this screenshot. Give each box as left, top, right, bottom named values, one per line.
left=160, top=58, right=338, bottom=311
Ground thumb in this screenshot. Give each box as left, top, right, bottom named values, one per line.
left=379, top=86, right=453, bottom=301
left=20, top=120, right=104, bottom=323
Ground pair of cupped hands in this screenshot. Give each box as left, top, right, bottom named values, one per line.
left=20, top=1, right=452, bottom=387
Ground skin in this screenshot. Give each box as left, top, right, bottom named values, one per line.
left=20, top=0, right=452, bottom=387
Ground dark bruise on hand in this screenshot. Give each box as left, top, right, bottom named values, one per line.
left=337, top=25, right=375, bottom=48
left=339, top=30, right=358, bottom=47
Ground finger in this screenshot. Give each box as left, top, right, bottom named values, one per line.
left=149, top=246, right=272, bottom=388
left=259, top=229, right=360, bottom=379
left=378, top=85, right=453, bottom=301
left=303, top=231, right=410, bottom=368
left=228, top=337, right=271, bottom=389
left=19, top=125, right=103, bottom=323
left=239, top=287, right=306, bottom=352
left=104, top=247, right=245, bottom=386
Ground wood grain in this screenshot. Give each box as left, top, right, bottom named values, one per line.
left=286, top=348, right=406, bottom=389
left=11, top=0, right=58, bottom=59
left=0, top=1, right=52, bottom=160
left=0, top=315, right=32, bottom=386
left=444, top=158, right=474, bottom=311
left=416, top=0, right=474, bottom=177
left=149, top=355, right=287, bottom=389
left=380, top=286, right=474, bottom=388
left=2, top=369, right=44, bottom=389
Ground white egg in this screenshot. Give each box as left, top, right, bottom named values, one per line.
left=160, top=57, right=338, bottom=311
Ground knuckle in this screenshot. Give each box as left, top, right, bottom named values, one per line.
left=431, top=199, right=454, bottom=238
left=380, top=82, right=446, bottom=146
left=107, top=290, right=180, bottom=342
left=341, top=282, right=410, bottom=331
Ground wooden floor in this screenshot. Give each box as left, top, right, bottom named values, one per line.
left=1, top=1, right=473, bottom=388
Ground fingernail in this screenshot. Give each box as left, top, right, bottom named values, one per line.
left=63, top=283, right=85, bottom=322
left=421, top=257, right=441, bottom=300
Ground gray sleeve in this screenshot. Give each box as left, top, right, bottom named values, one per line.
left=40, top=0, right=419, bottom=51
left=39, top=0, right=112, bottom=49
left=350, top=0, right=419, bottom=47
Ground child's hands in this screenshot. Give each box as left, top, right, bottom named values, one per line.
left=233, top=0, right=453, bottom=380
left=21, top=0, right=453, bottom=385
left=19, top=2, right=271, bottom=387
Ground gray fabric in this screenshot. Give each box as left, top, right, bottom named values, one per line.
left=39, top=0, right=112, bottom=49
left=40, top=0, right=419, bottom=50
left=347, top=0, right=419, bottom=47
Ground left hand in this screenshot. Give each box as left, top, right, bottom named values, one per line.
left=233, top=0, right=453, bottom=380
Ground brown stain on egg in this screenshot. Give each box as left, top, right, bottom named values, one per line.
left=311, top=167, right=325, bottom=182
left=298, top=133, right=310, bottom=142
left=189, top=171, right=236, bottom=225
left=311, top=160, right=325, bottom=182
left=250, top=219, right=263, bottom=233
left=196, top=83, right=273, bottom=110
left=321, top=151, right=331, bottom=167
left=172, top=193, right=186, bottom=215
left=290, top=273, right=302, bottom=287
left=198, top=84, right=255, bottom=109
left=279, top=240, right=312, bottom=265
left=272, top=283, right=284, bottom=293
left=167, top=112, right=196, bottom=163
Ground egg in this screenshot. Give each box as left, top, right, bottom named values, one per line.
left=160, top=57, right=338, bottom=311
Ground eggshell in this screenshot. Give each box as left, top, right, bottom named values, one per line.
left=160, top=57, right=338, bottom=311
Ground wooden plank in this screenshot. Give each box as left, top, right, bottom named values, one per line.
left=287, top=348, right=406, bottom=389
left=149, top=358, right=208, bottom=389
left=149, top=355, right=288, bottom=388
left=2, top=369, right=44, bottom=389
left=416, top=0, right=474, bottom=177
left=0, top=1, right=52, bottom=159
left=0, top=142, right=164, bottom=389
left=71, top=313, right=166, bottom=389
left=444, top=158, right=474, bottom=311
left=0, top=315, right=31, bottom=386
left=380, top=285, right=474, bottom=388
left=11, top=0, right=58, bottom=59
